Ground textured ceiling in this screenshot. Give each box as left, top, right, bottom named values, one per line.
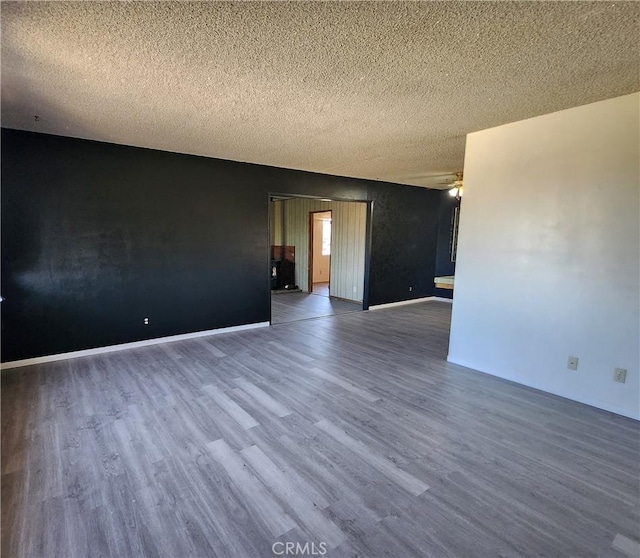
left=2, top=1, right=638, bottom=188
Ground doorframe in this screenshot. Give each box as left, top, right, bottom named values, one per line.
left=267, top=193, right=373, bottom=326
left=308, top=210, right=332, bottom=295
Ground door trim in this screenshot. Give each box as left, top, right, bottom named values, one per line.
left=308, top=209, right=331, bottom=294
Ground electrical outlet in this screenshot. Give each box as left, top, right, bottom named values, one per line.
left=143, top=317, right=149, bottom=325
left=614, top=368, right=627, bottom=383
left=567, top=356, right=579, bottom=370
left=409, top=286, right=413, bottom=292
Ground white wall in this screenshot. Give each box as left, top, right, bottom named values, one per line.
left=449, top=93, right=640, bottom=420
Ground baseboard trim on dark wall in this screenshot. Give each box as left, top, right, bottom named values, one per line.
left=0, top=321, right=270, bottom=370
left=1, top=128, right=446, bottom=362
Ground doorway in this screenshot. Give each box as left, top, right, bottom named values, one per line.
left=309, top=210, right=332, bottom=297
left=269, top=196, right=369, bottom=325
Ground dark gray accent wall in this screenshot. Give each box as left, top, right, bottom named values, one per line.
left=1, top=129, right=443, bottom=361
left=434, top=194, right=460, bottom=299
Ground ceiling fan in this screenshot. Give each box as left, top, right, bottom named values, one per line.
left=446, top=172, right=464, bottom=200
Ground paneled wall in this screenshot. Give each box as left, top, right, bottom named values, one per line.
left=330, top=201, right=367, bottom=302
left=277, top=198, right=367, bottom=302
left=270, top=200, right=284, bottom=246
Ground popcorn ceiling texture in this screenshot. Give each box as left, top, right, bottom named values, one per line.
left=2, top=1, right=638, bottom=188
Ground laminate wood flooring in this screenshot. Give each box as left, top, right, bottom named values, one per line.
left=2, top=301, right=639, bottom=558
left=271, top=292, right=361, bottom=325
left=311, top=283, right=330, bottom=297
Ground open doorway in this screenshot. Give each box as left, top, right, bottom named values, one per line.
left=269, top=196, right=369, bottom=325
left=309, top=210, right=331, bottom=297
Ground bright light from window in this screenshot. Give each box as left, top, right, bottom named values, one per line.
left=322, top=220, right=331, bottom=256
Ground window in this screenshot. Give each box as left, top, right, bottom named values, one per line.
left=322, top=219, right=331, bottom=256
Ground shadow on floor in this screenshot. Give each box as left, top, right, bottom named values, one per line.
left=312, top=282, right=330, bottom=297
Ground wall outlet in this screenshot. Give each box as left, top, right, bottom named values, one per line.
left=143, top=317, right=149, bottom=325
left=409, top=286, right=413, bottom=292
left=614, top=368, right=627, bottom=383
left=567, top=356, right=579, bottom=370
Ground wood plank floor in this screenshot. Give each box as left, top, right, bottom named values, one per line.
left=2, top=301, right=639, bottom=558
left=271, top=292, right=361, bottom=325
left=311, top=283, right=330, bottom=297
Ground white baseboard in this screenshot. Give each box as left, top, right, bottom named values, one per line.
left=429, top=296, right=454, bottom=304
left=369, top=296, right=452, bottom=310
left=446, top=353, right=639, bottom=421
left=1, top=321, right=270, bottom=370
